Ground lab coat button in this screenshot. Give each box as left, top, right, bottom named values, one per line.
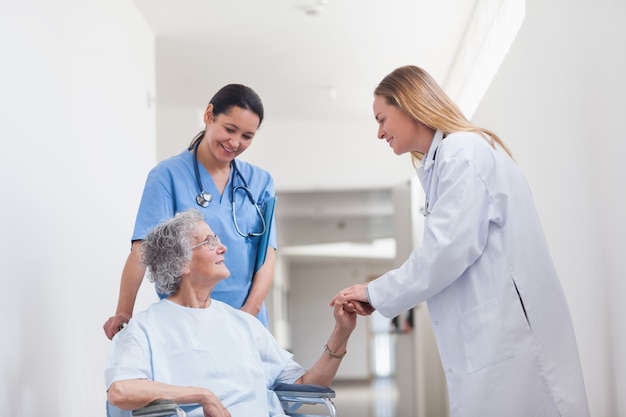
left=446, top=368, right=452, bottom=373
left=433, top=320, right=439, bottom=325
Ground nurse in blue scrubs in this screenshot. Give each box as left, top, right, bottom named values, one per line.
left=103, top=84, right=277, bottom=339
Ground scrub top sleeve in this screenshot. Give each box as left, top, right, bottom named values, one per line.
left=267, top=198, right=278, bottom=250
left=369, top=157, right=494, bottom=317
left=259, top=174, right=278, bottom=250
left=132, top=171, right=176, bottom=241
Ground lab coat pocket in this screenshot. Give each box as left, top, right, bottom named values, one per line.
left=460, top=298, right=514, bottom=374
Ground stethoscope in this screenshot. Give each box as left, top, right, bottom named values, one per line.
left=192, top=137, right=266, bottom=237
left=421, top=142, right=441, bottom=217
left=421, top=161, right=434, bottom=217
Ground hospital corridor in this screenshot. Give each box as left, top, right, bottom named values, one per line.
left=2, top=0, right=625, bottom=416
left=281, top=305, right=448, bottom=417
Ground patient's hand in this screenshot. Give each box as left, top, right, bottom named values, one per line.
left=332, top=300, right=357, bottom=334
left=330, top=284, right=376, bottom=316
left=201, top=389, right=231, bottom=417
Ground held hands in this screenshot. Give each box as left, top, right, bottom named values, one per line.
left=330, top=284, right=376, bottom=316
left=332, top=298, right=358, bottom=334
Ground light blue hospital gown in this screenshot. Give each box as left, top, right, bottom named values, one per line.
left=105, top=299, right=305, bottom=417
left=132, top=149, right=277, bottom=327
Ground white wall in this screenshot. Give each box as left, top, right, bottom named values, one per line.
left=471, top=0, right=626, bottom=415
left=244, top=119, right=418, bottom=192
left=0, top=1, right=156, bottom=416
left=156, top=103, right=418, bottom=192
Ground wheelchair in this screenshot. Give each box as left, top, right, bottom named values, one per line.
left=108, top=383, right=337, bottom=417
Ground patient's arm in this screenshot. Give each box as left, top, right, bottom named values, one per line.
left=296, top=302, right=357, bottom=386
left=107, top=379, right=231, bottom=417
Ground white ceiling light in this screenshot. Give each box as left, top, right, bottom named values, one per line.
left=304, top=0, right=328, bottom=16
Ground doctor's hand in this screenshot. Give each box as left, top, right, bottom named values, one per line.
left=330, top=284, right=376, bottom=316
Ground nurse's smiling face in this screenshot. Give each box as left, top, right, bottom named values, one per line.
left=203, top=104, right=260, bottom=164
left=373, top=95, right=435, bottom=156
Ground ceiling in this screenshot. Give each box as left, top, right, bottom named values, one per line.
left=131, top=0, right=479, bottom=251
left=133, top=0, right=479, bottom=122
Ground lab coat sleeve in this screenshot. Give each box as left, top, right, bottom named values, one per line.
left=369, top=154, right=496, bottom=318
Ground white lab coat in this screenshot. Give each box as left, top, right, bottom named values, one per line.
left=368, top=130, right=589, bottom=417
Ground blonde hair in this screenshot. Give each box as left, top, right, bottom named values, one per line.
left=374, top=65, right=512, bottom=165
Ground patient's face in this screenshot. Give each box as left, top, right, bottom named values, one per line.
left=189, top=221, right=230, bottom=283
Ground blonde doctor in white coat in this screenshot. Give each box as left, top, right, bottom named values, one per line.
left=331, top=65, right=590, bottom=417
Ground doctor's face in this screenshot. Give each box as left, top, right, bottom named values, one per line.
left=373, top=95, right=435, bottom=155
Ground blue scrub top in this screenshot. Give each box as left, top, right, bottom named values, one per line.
left=132, top=149, right=277, bottom=327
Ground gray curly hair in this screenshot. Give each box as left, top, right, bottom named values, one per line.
left=141, top=209, right=204, bottom=295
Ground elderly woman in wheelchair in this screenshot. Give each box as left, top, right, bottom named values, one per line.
left=105, top=209, right=358, bottom=417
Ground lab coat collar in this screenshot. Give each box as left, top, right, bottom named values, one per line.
left=422, top=129, right=445, bottom=172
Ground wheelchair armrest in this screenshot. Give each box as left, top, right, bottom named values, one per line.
left=273, top=383, right=336, bottom=399
left=128, top=386, right=334, bottom=417
left=132, top=399, right=183, bottom=417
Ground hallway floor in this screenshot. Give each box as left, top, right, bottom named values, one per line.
left=294, top=378, right=399, bottom=417
left=332, top=378, right=398, bottom=417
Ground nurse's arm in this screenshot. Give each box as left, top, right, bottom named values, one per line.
left=103, top=241, right=145, bottom=340
left=241, top=246, right=275, bottom=317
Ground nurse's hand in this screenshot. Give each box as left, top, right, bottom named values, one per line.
left=240, top=303, right=260, bottom=317
left=330, top=284, right=376, bottom=316
left=103, top=313, right=131, bottom=340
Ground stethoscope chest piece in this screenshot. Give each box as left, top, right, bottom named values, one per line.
left=191, top=134, right=266, bottom=236
left=193, top=138, right=214, bottom=208
left=196, top=191, right=212, bottom=208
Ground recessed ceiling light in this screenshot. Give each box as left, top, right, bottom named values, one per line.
left=304, top=0, right=328, bottom=16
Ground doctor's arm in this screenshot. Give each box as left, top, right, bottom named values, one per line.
left=368, top=156, right=494, bottom=316
left=241, top=246, right=275, bottom=317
